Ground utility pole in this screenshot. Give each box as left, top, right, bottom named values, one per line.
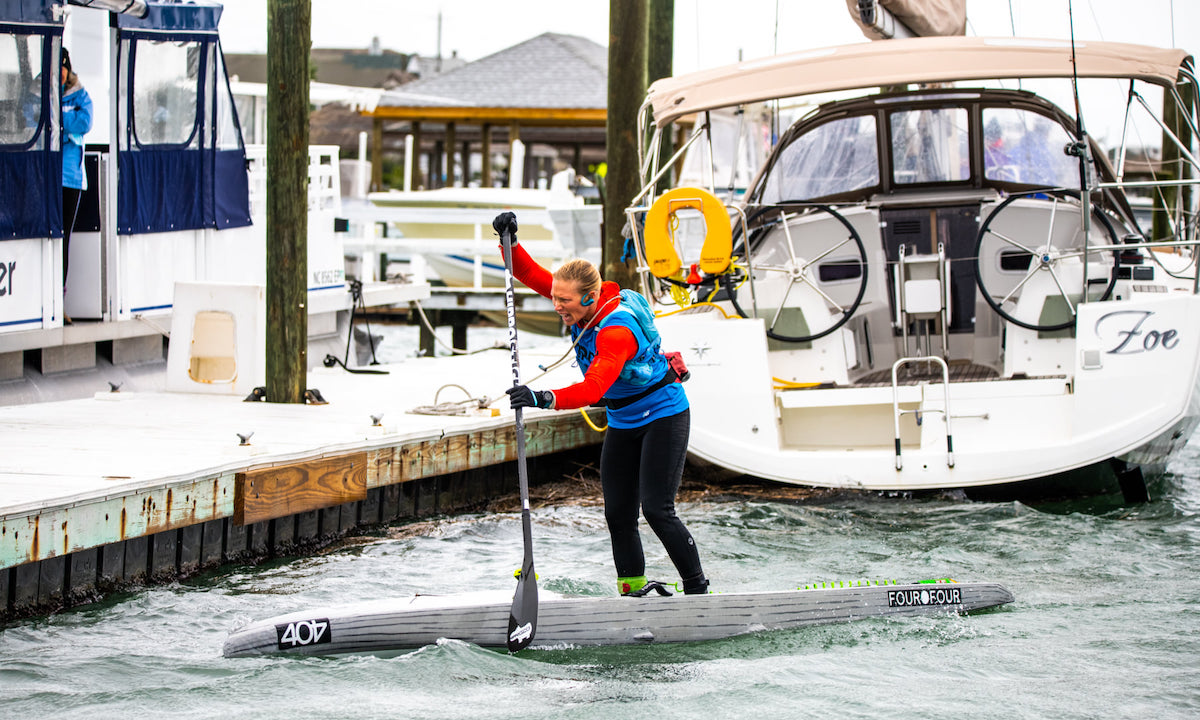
left=603, top=0, right=648, bottom=289
left=648, top=0, right=674, bottom=195
left=266, top=0, right=310, bottom=404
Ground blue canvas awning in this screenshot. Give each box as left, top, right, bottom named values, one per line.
left=0, top=5, right=61, bottom=240
left=1, top=0, right=249, bottom=242
left=117, top=1, right=222, bottom=36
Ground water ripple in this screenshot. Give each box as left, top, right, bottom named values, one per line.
left=4, top=439, right=1200, bottom=718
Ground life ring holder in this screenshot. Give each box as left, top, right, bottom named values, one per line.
left=643, top=187, right=733, bottom=278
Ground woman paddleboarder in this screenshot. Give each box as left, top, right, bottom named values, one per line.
left=494, top=211, right=709, bottom=597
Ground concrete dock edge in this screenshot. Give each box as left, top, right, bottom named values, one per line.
left=1, top=412, right=603, bottom=622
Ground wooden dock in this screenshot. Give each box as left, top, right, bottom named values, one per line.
left=0, top=345, right=601, bottom=621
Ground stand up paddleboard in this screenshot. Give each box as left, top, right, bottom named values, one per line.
left=222, top=580, right=1013, bottom=657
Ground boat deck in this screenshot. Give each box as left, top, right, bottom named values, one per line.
left=854, top=360, right=1002, bottom=387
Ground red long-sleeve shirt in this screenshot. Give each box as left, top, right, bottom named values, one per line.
left=503, top=243, right=637, bottom=409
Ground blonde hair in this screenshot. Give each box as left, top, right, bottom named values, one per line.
left=553, top=258, right=601, bottom=298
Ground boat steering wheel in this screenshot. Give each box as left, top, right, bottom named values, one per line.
left=973, top=190, right=1121, bottom=332
left=731, top=204, right=869, bottom=343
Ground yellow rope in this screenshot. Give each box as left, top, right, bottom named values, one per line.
left=773, top=377, right=826, bottom=389
left=668, top=281, right=692, bottom=308
left=580, top=407, right=608, bottom=432
left=655, top=301, right=736, bottom=319
left=704, top=258, right=747, bottom=303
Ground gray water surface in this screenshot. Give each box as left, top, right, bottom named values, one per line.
left=3, top=326, right=1199, bottom=718
left=3, top=443, right=1199, bottom=719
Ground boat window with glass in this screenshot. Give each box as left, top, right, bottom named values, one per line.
left=214, top=48, right=243, bottom=151
left=132, top=40, right=203, bottom=147
left=0, top=33, right=44, bottom=148
left=982, top=107, right=1079, bottom=188
left=889, top=107, right=970, bottom=186
left=759, top=115, right=879, bottom=202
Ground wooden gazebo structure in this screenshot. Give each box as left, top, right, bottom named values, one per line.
left=364, top=33, right=608, bottom=191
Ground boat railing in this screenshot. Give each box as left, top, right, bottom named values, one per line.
left=891, top=356, right=954, bottom=472
left=245, top=145, right=343, bottom=219
left=1082, top=235, right=1200, bottom=293
left=338, top=204, right=595, bottom=287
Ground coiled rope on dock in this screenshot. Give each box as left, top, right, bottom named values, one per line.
left=406, top=301, right=608, bottom=430
left=409, top=384, right=494, bottom=416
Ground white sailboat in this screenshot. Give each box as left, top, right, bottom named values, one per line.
left=626, top=34, right=1200, bottom=500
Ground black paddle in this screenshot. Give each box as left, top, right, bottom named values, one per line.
left=498, top=215, right=538, bottom=652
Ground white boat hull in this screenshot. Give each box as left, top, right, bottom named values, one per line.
left=223, top=581, right=1013, bottom=657
left=659, top=293, right=1200, bottom=493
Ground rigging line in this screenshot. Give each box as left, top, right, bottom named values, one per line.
left=486, top=293, right=622, bottom=407
left=1067, top=0, right=1085, bottom=138
left=1085, top=0, right=1104, bottom=41
left=409, top=299, right=504, bottom=357
left=772, top=0, right=781, bottom=145
left=1171, top=0, right=1176, bottom=48
left=969, top=12, right=1015, bottom=90
left=133, top=313, right=171, bottom=338
left=1067, top=0, right=1098, bottom=300
left=773, top=0, right=780, bottom=55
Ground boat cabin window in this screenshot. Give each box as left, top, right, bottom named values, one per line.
left=818, top=260, right=864, bottom=282
left=213, top=50, right=242, bottom=151
left=0, top=33, right=44, bottom=147
left=132, top=40, right=203, bottom=147
left=889, top=108, right=970, bottom=185
left=759, top=115, right=879, bottom=203
left=999, top=249, right=1036, bottom=272
left=982, top=108, right=1079, bottom=188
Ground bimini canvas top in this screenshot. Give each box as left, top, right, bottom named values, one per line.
left=647, top=35, right=1193, bottom=128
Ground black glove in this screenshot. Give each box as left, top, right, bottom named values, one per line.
left=507, top=385, right=553, bottom=409
left=493, top=211, right=519, bottom=241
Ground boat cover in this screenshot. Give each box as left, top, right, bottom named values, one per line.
left=0, top=0, right=249, bottom=241
left=647, top=36, right=1193, bottom=128
left=0, top=3, right=61, bottom=241
left=846, top=0, right=966, bottom=40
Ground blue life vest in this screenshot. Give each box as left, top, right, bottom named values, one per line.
left=570, top=289, right=688, bottom=429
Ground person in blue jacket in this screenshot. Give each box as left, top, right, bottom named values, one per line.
left=60, top=47, right=93, bottom=319
left=495, top=212, right=709, bottom=597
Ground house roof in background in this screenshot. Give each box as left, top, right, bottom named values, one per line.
left=373, top=32, right=607, bottom=116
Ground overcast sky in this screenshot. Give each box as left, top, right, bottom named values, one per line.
left=217, top=0, right=1197, bottom=75
left=215, top=0, right=1198, bottom=146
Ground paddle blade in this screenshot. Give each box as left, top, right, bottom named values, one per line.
left=507, top=561, right=538, bottom=652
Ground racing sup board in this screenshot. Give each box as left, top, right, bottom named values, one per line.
left=223, top=580, right=1013, bottom=657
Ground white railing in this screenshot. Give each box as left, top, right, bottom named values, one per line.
left=245, top=145, right=342, bottom=219
left=340, top=204, right=603, bottom=288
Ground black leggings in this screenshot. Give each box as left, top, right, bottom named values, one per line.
left=62, top=187, right=82, bottom=288
left=600, top=409, right=704, bottom=582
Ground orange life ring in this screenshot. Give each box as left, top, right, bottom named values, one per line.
left=643, top=187, right=733, bottom=278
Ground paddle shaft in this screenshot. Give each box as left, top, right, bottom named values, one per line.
left=500, top=226, right=538, bottom=652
